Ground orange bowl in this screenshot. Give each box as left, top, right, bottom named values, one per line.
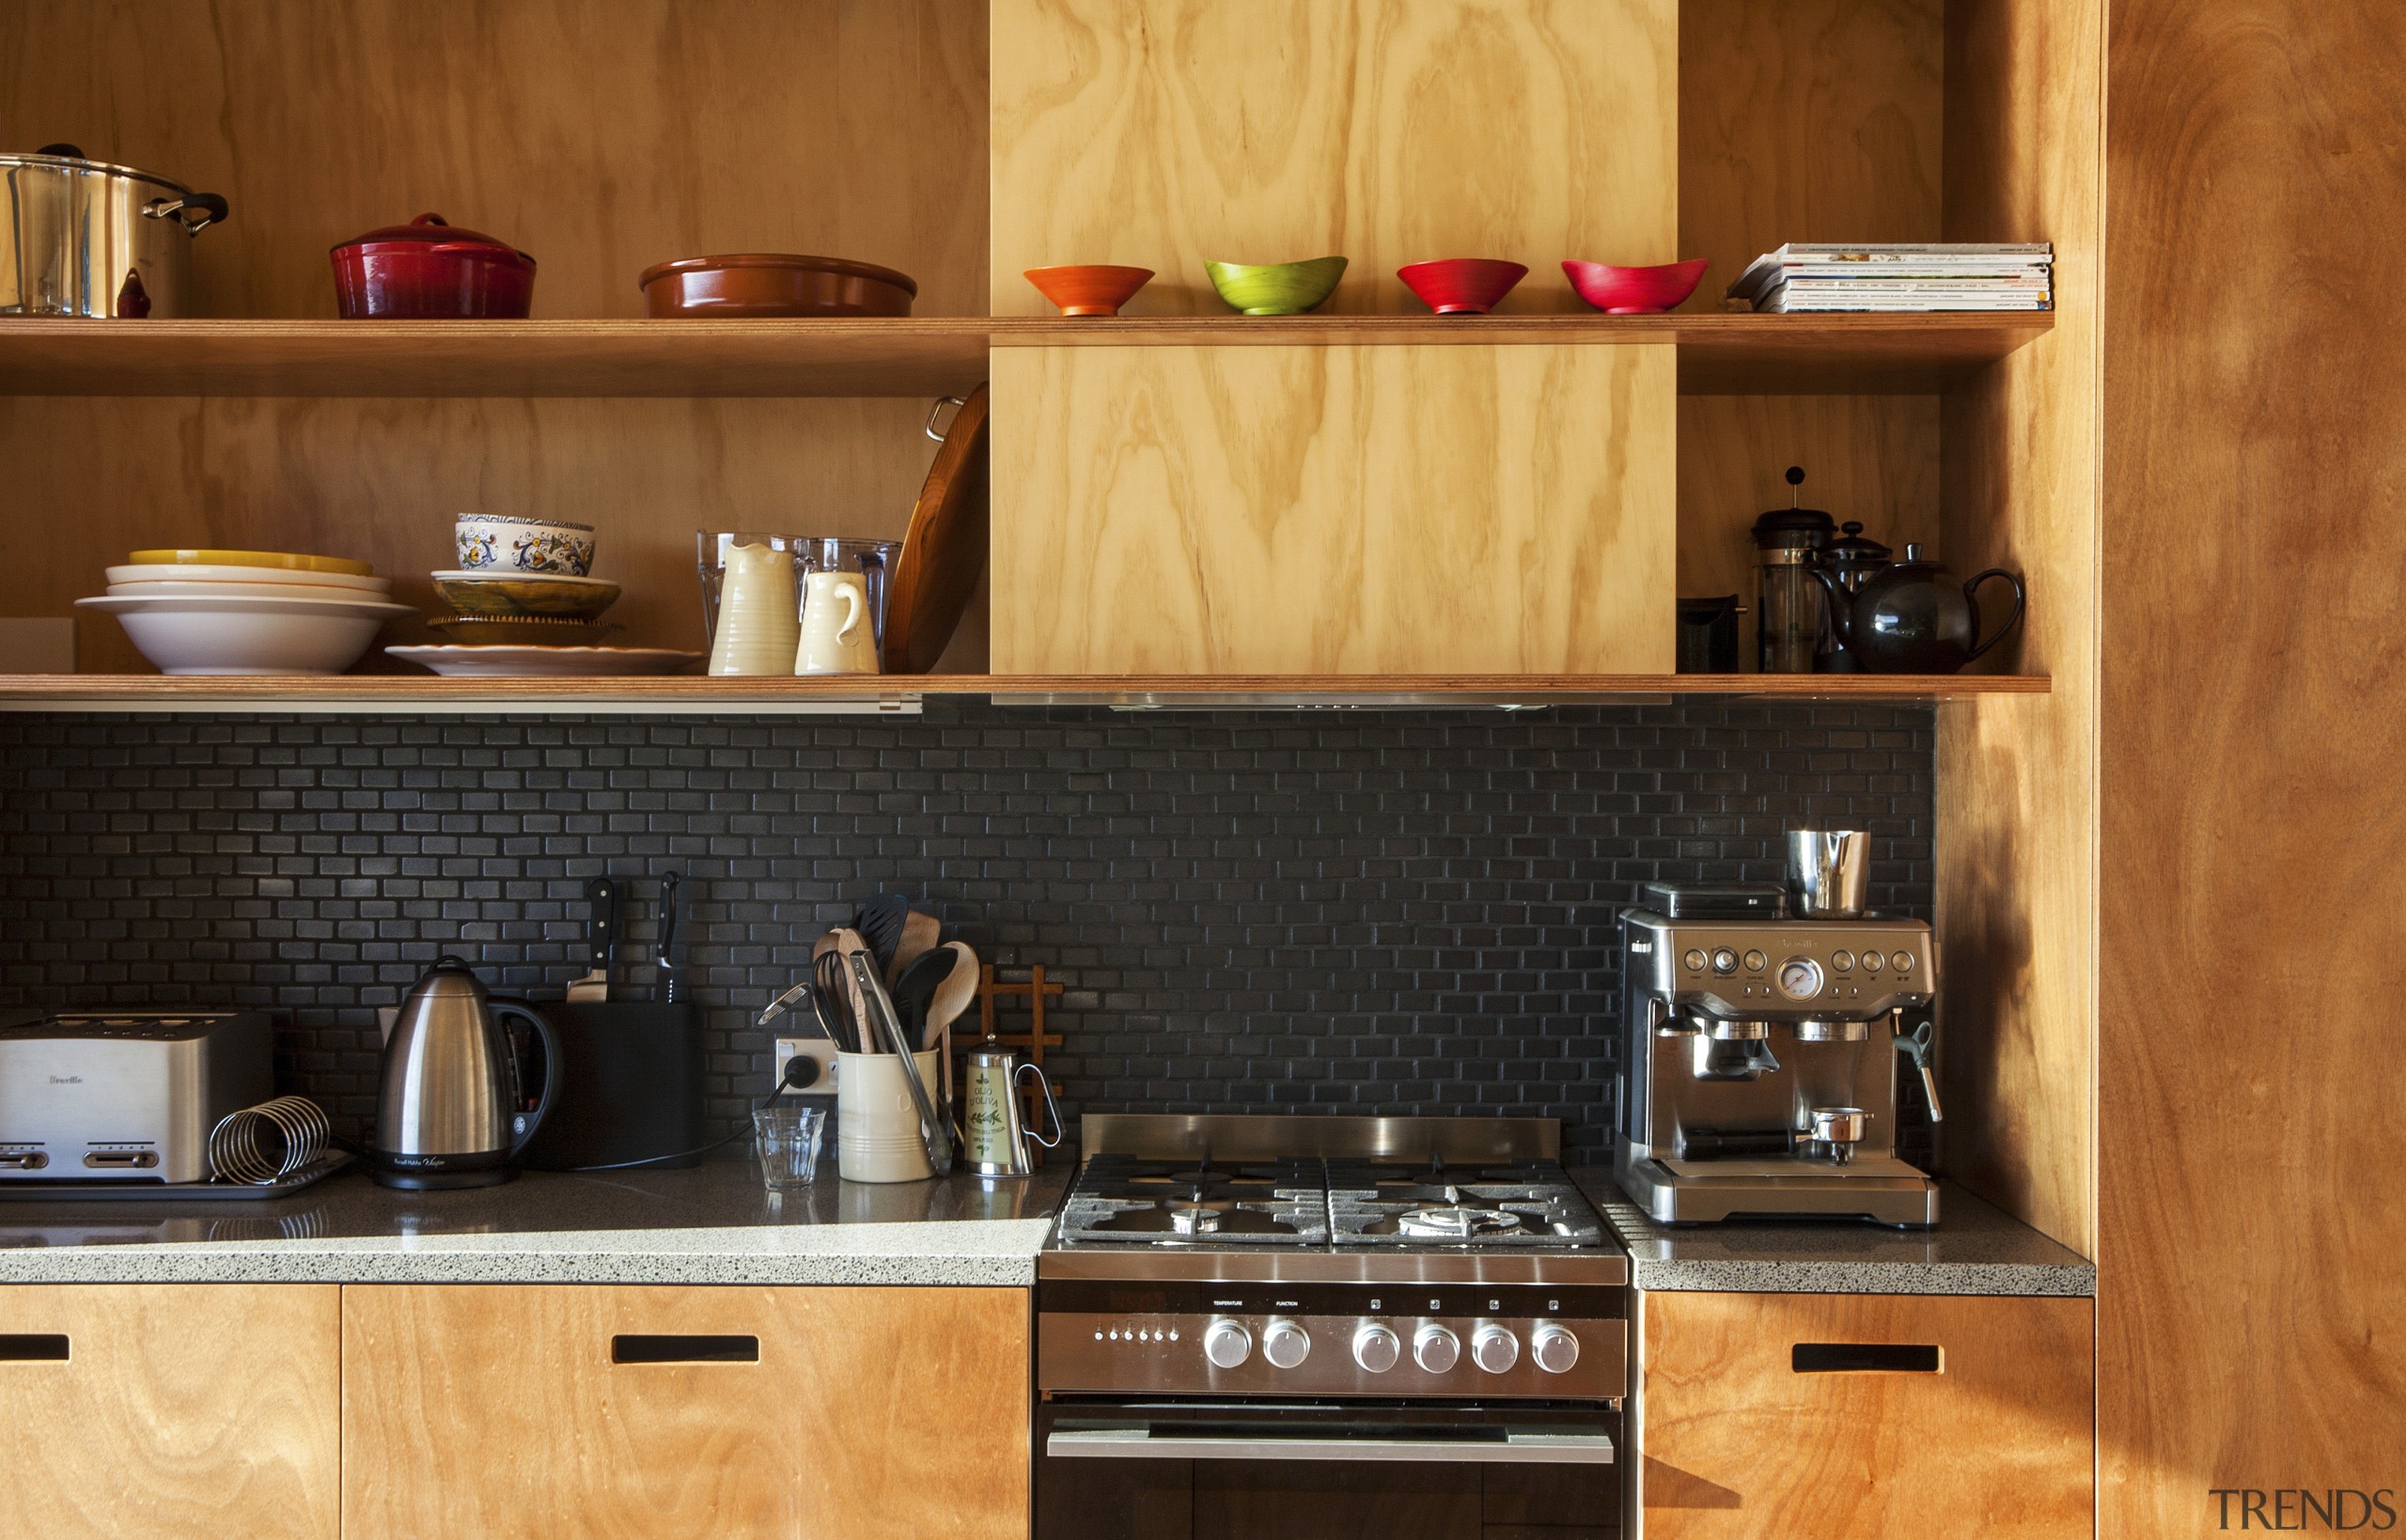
left=1024, top=264, right=1155, bottom=318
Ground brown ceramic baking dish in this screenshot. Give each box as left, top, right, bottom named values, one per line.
left=637, top=254, right=918, bottom=318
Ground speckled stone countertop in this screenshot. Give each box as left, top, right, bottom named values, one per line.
left=1569, top=1166, right=2094, bottom=1297
left=0, top=1159, right=1066, bottom=1286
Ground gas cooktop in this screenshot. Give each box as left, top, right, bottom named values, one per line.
left=1044, top=1115, right=1624, bottom=1285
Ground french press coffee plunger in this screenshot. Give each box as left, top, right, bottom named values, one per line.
left=1750, top=466, right=1836, bottom=674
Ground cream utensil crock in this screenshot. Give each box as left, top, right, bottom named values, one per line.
left=795, top=570, right=881, bottom=675
left=836, top=1050, right=942, bottom=1182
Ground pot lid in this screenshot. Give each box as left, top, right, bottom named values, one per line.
left=1752, top=465, right=1836, bottom=549
left=334, top=213, right=534, bottom=263
left=6, top=143, right=196, bottom=194
left=1822, top=521, right=1892, bottom=566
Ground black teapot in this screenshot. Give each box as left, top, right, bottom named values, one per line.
left=1810, top=545, right=2026, bottom=674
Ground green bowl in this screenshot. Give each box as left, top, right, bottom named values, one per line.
left=1205, top=256, right=1348, bottom=316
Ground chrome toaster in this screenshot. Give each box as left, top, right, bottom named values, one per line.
left=0, top=1013, right=273, bottom=1182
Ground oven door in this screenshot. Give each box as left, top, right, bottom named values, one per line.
left=1037, top=1398, right=1622, bottom=1540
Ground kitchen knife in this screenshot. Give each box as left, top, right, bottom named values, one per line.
left=565, top=876, right=618, bottom=1003
left=655, top=871, right=682, bottom=1004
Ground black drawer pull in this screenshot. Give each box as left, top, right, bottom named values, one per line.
left=1792, top=1343, right=1941, bottom=1374
left=0, top=1334, right=70, bottom=1361
left=611, top=1334, right=759, bottom=1365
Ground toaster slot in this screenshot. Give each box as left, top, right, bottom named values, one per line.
left=0, top=1149, right=48, bottom=1171
left=82, top=1147, right=159, bottom=1170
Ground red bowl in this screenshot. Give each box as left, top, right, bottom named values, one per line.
left=1398, top=258, right=1528, bottom=316
left=639, top=255, right=917, bottom=319
left=331, top=213, right=536, bottom=319
left=1562, top=257, right=1710, bottom=314
left=1024, top=264, right=1154, bottom=318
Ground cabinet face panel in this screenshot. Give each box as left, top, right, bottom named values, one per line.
left=341, top=1283, right=1030, bottom=1540
left=991, top=343, right=1675, bottom=676
left=0, top=1283, right=340, bottom=1540
left=1642, top=1291, right=2093, bottom=1540
left=992, top=0, right=1676, bottom=316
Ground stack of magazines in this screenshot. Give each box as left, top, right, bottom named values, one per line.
left=1726, top=242, right=2054, bottom=313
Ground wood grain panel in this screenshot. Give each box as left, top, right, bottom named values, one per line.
left=0, top=1283, right=338, bottom=1539
left=1935, top=0, right=2102, bottom=1262
left=991, top=344, right=1675, bottom=675
left=2098, top=2, right=2406, bottom=1533
left=0, top=0, right=988, bottom=318
left=1677, top=396, right=1941, bottom=611
left=342, top=1283, right=1029, bottom=1540
left=1643, top=1291, right=2093, bottom=1540
left=991, top=0, right=1675, bottom=316
left=0, top=394, right=972, bottom=674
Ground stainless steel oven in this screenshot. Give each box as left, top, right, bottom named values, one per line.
left=1035, top=1115, right=1632, bottom=1540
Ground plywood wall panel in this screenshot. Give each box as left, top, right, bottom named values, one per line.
left=2098, top=0, right=2406, bottom=1532
left=991, top=0, right=1677, bottom=316
left=1936, top=0, right=2101, bottom=1265
left=991, top=344, right=1675, bottom=675
left=0, top=0, right=989, bottom=318
left=0, top=395, right=961, bottom=673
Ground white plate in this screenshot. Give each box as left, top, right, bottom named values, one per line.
left=75, top=594, right=416, bottom=676
left=79, top=594, right=415, bottom=620
left=385, top=646, right=705, bottom=677
left=429, top=570, right=617, bottom=592
left=108, top=579, right=383, bottom=604
left=106, top=564, right=391, bottom=593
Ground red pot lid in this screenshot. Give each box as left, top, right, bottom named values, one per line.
left=333, top=213, right=534, bottom=265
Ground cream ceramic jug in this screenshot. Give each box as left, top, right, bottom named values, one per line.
left=796, top=570, right=881, bottom=675
left=708, top=540, right=799, bottom=676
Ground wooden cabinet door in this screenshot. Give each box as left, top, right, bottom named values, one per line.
left=342, top=1283, right=1030, bottom=1540
left=0, top=1283, right=339, bottom=1539
left=1642, top=1292, right=2092, bottom=1540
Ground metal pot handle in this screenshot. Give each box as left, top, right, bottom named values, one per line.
left=925, top=396, right=966, bottom=443
left=143, top=193, right=230, bottom=233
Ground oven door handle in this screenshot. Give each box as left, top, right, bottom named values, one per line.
left=1046, top=1428, right=1616, bottom=1466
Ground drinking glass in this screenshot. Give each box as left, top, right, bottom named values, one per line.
left=753, top=1103, right=827, bottom=1190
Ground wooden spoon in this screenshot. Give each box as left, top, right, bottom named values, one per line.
left=924, top=942, right=981, bottom=1050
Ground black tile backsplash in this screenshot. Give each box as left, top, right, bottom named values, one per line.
left=0, top=701, right=1932, bottom=1154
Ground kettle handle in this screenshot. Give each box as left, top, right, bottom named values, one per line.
left=1961, top=568, right=2028, bottom=664
left=492, top=1002, right=563, bottom=1159
left=1012, top=1062, right=1065, bottom=1151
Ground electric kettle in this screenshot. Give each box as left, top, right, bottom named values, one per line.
left=370, top=957, right=561, bottom=1190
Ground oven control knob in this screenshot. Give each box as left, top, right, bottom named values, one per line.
left=1352, top=1322, right=1401, bottom=1374
left=1472, top=1324, right=1521, bottom=1374
left=1262, top=1317, right=1311, bottom=1370
left=1531, top=1323, right=1580, bottom=1375
left=1414, top=1324, right=1461, bottom=1373
left=1203, top=1318, right=1253, bottom=1370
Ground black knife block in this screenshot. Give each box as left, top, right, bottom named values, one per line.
left=519, top=1001, right=706, bottom=1172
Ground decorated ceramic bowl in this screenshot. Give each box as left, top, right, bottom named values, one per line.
left=430, top=570, right=621, bottom=620
left=454, top=514, right=596, bottom=576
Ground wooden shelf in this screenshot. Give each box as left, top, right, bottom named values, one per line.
left=0, top=314, right=2048, bottom=398
left=0, top=672, right=2049, bottom=710
left=0, top=319, right=996, bottom=399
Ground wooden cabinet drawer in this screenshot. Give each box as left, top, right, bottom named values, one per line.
left=1642, top=1291, right=2092, bottom=1540
left=0, top=1283, right=339, bottom=1539
left=342, top=1283, right=1030, bottom=1540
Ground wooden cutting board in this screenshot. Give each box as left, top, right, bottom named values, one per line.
left=882, top=382, right=991, bottom=674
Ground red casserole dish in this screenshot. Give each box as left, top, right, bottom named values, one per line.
left=638, top=254, right=916, bottom=318
left=331, top=213, right=537, bottom=319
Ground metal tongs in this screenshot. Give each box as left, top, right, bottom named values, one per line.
left=847, top=949, right=955, bottom=1176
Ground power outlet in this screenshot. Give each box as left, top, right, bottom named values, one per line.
left=773, top=1037, right=839, bottom=1098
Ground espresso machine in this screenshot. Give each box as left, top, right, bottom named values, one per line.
left=1613, top=836, right=1942, bottom=1227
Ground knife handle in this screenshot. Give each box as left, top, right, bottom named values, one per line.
left=585, top=876, right=617, bottom=972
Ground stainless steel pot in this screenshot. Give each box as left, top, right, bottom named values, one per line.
left=2, top=144, right=228, bottom=318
